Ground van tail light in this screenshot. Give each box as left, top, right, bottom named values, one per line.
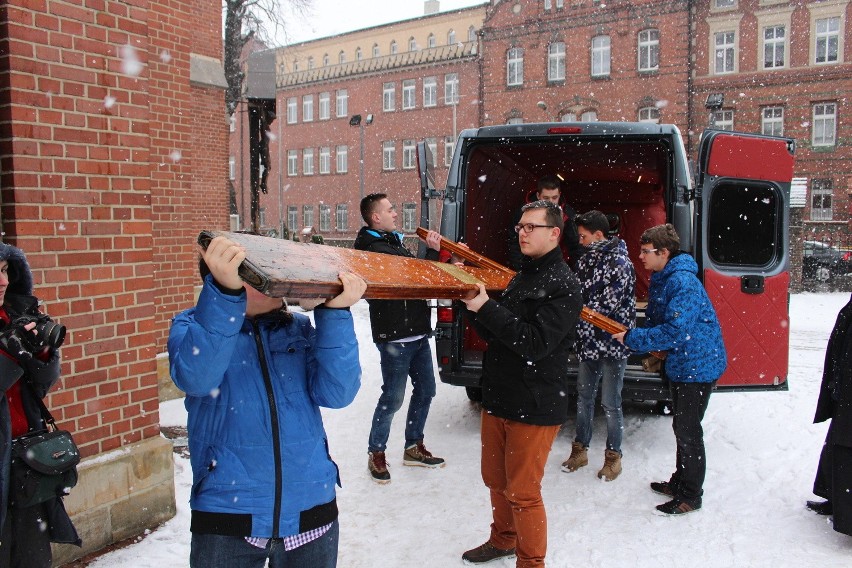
left=437, top=300, right=454, bottom=323
left=547, top=126, right=582, bottom=134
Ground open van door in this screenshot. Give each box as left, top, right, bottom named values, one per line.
left=696, top=130, right=795, bottom=391
left=416, top=141, right=443, bottom=256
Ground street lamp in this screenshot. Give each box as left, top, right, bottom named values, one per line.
left=349, top=113, right=373, bottom=201
left=705, top=93, right=724, bottom=128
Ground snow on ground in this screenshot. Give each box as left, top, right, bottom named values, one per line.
left=87, top=292, right=852, bottom=567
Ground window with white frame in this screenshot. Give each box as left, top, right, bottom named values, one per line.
left=812, top=102, right=836, bottom=146
left=591, top=35, right=611, bottom=77
left=402, top=203, right=417, bottom=232
left=444, top=136, right=455, bottom=166
left=288, top=206, right=298, bottom=233
left=355, top=47, right=362, bottom=61
left=409, top=37, right=417, bottom=51
left=638, top=29, right=660, bottom=71
left=560, top=112, right=576, bottom=122
left=287, top=150, right=298, bottom=176
left=229, top=114, right=236, bottom=132
left=815, top=17, right=840, bottom=64
left=638, top=107, right=660, bottom=123
left=545, top=0, right=552, bottom=9
left=303, top=149, right=315, bottom=175
left=712, top=109, right=734, bottom=131
left=336, top=145, right=348, bottom=173
left=373, top=44, right=380, bottom=58
left=319, top=147, right=330, bottom=174
left=810, top=179, right=833, bottom=221
left=229, top=156, right=235, bottom=180
left=336, top=89, right=348, bottom=117
left=303, top=205, right=314, bottom=228
left=445, top=73, right=459, bottom=104
left=761, top=106, right=784, bottom=136
left=548, top=42, right=565, bottom=82
left=556, top=0, right=564, bottom=7
left=402, top=79, right=416, bottom=110
left=338, top=51, right=345, bottom=64
left=322, top=53, right=329, bottom=66
left=383, top=141, right=396, bottom=170
left=714, top=31, right=736, bottom=74
left=319, top=204, right=331, bottom=232
left=302, top=95, right=313, bottom=122
left=287, top=97, right=297, bottom=123
left=383, top=83, right=396, bottom=112
left=402, top=139, right=416, bottom=169
left=336, top=204, right=348, bottom=231
left=763, top=25, right=786, bottom=69
left=714, top=0, right=736, bottom=9
left=423, top=77, right=437, bottom=107
left=308, top=56, right=314, bottom=69
left=507, top=47, right=524, bottom=86
left=448, top=29, right=456, bottom=45
left=468, top=26, right=477, bottom=42
left=428, top=34, right=436, bottom=48
left=390, top=40, right=398, bottom=54
left=292, top=60, right=298, bottom=72
left=319, top=92, right=330, bottom=120
left=507, top=117, right=524, bottom=125
left=580, top=111, right=598, bottom=121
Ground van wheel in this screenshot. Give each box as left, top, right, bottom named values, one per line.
left=466, top=387, right=483, bottom=402
left=655, top=400, right=673, bottom=415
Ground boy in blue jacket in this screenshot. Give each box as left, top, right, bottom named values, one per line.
left=169, top=236, right=366, bottom=568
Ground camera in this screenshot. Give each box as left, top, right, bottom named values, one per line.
left=12, top=313, right=67, bottom=351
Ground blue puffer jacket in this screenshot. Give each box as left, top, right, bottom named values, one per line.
left=168, top=276, right=361, bottom=538
left=624, top=253, right=727, bottom=383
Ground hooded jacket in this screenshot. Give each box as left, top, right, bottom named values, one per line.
left=813, top=293, right=852, bottom=447
left=353, top=227, right=438, bottom=343
left=468, top=247, right=583, bottom=425
left=624, top=253, right=727, bottom=383
left=0, top=243, right=79, bottom=545
left=168, top=276, right=361, bottom=538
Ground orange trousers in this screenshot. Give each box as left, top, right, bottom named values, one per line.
left=480, top=410, right=560, bottom=568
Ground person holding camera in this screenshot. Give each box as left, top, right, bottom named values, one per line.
left=0, top=243, right=79, bottom=567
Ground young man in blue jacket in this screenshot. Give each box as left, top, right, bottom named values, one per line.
left=169, top=235, right=366, bottom=568
left=614, top=224, right=727, bottom=516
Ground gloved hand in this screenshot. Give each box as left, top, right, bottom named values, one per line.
left=0, top=323, right=39, bottom=361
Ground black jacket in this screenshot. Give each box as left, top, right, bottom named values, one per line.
left=814, top=293, right=852, bottom=447
left=468, top=247, right=582, bottom=425
left=353, top=227, right=438, bottom=343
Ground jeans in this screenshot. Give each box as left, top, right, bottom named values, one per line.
left=368, top=337, right=437, bottom=453
left=668, top=381, right=715, bottom=503
left=575, top=358, right=626, bottom=454
left=189, top=519, right=339, bottom=568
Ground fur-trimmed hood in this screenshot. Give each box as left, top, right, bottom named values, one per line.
left=0, top=242, right=33, bottom=297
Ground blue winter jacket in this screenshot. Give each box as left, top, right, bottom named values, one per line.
left=624, top=253, right=727, bottom=383
left=168, top=276, right=361, bottom=538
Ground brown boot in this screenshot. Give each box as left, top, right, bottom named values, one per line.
left=597, top=449, right=622, bottom=481
left=560, top=441, right=588, bottom=473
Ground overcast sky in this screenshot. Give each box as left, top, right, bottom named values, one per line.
left=279, top=0, right=486, bottom=45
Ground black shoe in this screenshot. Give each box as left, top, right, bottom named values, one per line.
left=650, top=480, right=675, bottom=497
left=806, top=500, right=833, bottom=515
left=654, top=498, right=701, bottom=516
left=462, top=542, right=516, bottom=565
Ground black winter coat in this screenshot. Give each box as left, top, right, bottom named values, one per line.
left=814, top=293, right=852, bottom=448
left=353, top=227, right=439, bottom=343
left=468, top=247, right=582, bottom=425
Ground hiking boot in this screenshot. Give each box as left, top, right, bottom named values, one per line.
left=654, top=498, right=701, bottom=516
left=403, top=441, right=445, bottom=468
left=560, top=441, right=588, bottom=473
left=806, top=500, right=833, bottom=515
left=462, top=542, right=516, bottom=565
left=368, top=451, right=390, bottom=484
left=650, top=480, right=675, bottom=497
left=597, top=449, right=622, bottom=481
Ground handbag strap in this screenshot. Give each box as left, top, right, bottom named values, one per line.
left=22, top=381, right=58, bottom=431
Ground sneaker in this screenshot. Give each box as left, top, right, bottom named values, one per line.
left=462, top=542, right=516, bottom=565
left=650, top=480, right=675, bottom=497
left=368, top=451, right=391, bottom=484
left=403, top=441, right=445, bottom=468
left=597, top=449, right=622, bottom=481
left=560, top=441, right=588, bottom=473
left=654, top=498, right=701, bottom=516
left=806, top=500, right=833, bottom=515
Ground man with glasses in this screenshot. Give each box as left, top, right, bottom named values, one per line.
left=460, top=200, right=582, bottom=565
left=613, top=224, right=726, bottom=516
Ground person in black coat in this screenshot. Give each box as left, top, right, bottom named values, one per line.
left=807, top=292, right=852, bottom=536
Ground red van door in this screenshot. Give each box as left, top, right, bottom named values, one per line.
left=696, top=131, right=795, bottom=390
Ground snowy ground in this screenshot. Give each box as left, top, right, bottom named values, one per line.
left=84, top=292, right=852, bottom=567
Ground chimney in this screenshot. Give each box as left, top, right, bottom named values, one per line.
left=424, top=0, right=440, bottom=15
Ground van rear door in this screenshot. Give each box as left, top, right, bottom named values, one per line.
left=696, top=130, right=795, bottom=390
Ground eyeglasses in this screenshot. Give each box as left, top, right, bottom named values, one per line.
left=514, top=223, right=556, bottom=234
left=638, top=248, right=658, bottom=255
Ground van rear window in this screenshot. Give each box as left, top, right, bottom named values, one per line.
left=706, top=183, right=781, bottom=267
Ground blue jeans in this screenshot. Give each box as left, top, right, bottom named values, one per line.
left=575, top=358, right=626, bottom=454
left=368, top=337, right=437, bottom=453
left=189, top=519, right=339, bottom=568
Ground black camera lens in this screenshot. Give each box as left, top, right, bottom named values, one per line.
left=39, top=321, right=66, bottom=350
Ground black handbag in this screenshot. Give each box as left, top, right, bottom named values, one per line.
left=8, top=388, right=80, bottom=509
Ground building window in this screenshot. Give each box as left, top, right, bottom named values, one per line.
left=229, top=114, right=236, bottom=132
left=302, top=95, right=314, bottom=122
left=373, top=44, right=380, bottom=58
left=319, top=92, right=330, bottom=120
left=308, top=56, right=314, bottom=69
left=428, top=33, right=436, bottom=48
left=336, top=145, right=348, bottom=173
left=319, top=204, right=331, bottom=232
left=545, top=0, right=552, bottom=8
left=468, top=26, right=477, bottom=42
left=714, top=0, right=736, bottom=8
left=638, top=29, right=659, bottom=72
left=355, top=47, right=362, bottom=61
left=507, top=47, right=524, bottom=86
left=638, top=107, right=660, bottom=123
left=763, top=25, right=786, bottom=69
left=402, top=203, right=417, bottom=232
left=548, top=42, right=565, bottom=82
left=303, top=205, right=314, bottom=229
left=383, top=82, right=396, bottom=112
left=319, top=147, right=331, bottom=174
left=409, top=37, right=417, bottom=51
left=229, top=156, right=236, bottom=180
left=557, top=0, right=564, bottom=7
left=714, top=31, right=736, bottom=74
left=815, top=17, right=840, bottom=64
left=292, top=60, right=298, bottom=72
left=259, top=207, right=267, bottom=227
left=444, top=136, right=455, bottom=166
left=338, top=50, right=346, bottom=64
left=383, top=141, right=396, bottom=170
left=303, top=149, right=315, bottom=175
left=444, top=73, right=459, bottom=104
left=336, top=204, right=348, bottom=231
left=812, top=102, right=836, bottom=146
left=390, top=40, right=398, bottom=54
left=713, top=109, right=734, bottom=131
left=507, top=117, right=524, bottom=125
left=580, top=111, right=597, bottom=121
left=402, top=80, right=416, bottom=110
left=761, top=106, right=784, bottom=136
left=336, top=89, right=348, bottom=117
left=591, top=35, right=611, bottom=77
left=402, top=139, right=416, bottom=169
left=288, top=206, right=299, bottom=233
left=423, top=77, right=437, bottom=107
left=287, top=150, right=298, bottom=176
left=560, top=112, right=576, bottom=122
left=287, top=97, right=297, bottom=124
left=448, top=29, right=456, bottom=45
left=322, top=53, right=329, bottom=66
left=811, top=179, right=833, bottom=221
